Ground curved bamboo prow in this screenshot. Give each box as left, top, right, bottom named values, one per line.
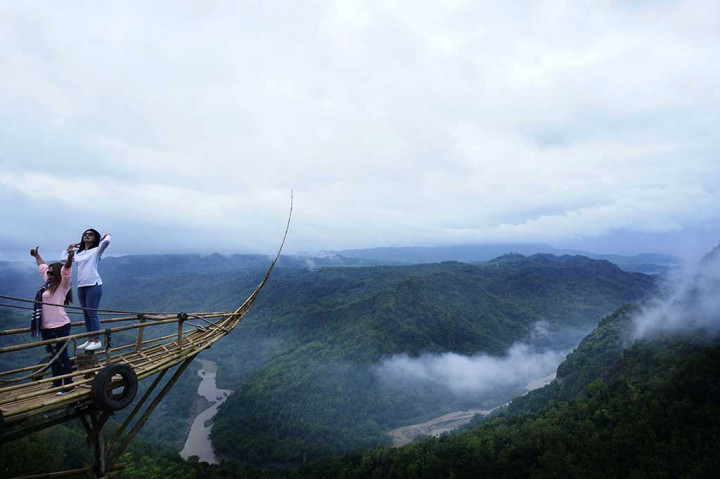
left=232, top=190, right=293, bottom=317
left=0, top=192, right=294, bottom=477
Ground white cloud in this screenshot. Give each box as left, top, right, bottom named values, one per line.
left=632, top=245, right=720, bottom=339
left=1, top=1, right=719, bottom=258
left=376, top=342, right=565, bottom=396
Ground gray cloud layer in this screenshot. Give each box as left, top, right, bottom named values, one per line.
left=2, top=1, right=719, bottom=258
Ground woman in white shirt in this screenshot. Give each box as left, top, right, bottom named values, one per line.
left=63, top=228, right=111, bottom=351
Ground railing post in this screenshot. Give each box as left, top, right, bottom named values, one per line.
left=104, top=328, right=112, bottom=363
left=177, top=313, right=187, bottom=352
left=135, top=315, right=146, bottom=352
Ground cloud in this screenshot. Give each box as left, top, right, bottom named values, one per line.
left=375, top=342, right=566, bottom=396
left=1, top=1, right=719, bottom=258
left=632, top=244, right=720, bottom=339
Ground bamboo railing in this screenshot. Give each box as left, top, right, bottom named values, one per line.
left=0, top=193, right=292, bottom=442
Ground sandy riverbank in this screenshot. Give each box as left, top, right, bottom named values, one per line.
left=389, top=372, right=556, bottom=447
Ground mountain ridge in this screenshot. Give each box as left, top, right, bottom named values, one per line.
left=207, top=254, right=656, bottom=464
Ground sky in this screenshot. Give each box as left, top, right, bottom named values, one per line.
left=1, top=0, right=719, bottom=261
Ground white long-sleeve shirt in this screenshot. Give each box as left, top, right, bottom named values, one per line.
left=61, top=234, right=111, bottom=287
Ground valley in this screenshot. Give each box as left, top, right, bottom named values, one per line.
left=3, top=248, right=717, bottom=478
left=180, top=359, right=231, bottom=464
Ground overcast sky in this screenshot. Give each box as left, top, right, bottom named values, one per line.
left=1, top=1, right=719, bottom=261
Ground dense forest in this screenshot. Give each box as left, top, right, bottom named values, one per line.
left=288, top=308, right=720, bottom=478
left=206, top=254, right=653, bottom=463
left=4, top=302, right=718, bottom=477
left=4, top=250, right=716, bottom=477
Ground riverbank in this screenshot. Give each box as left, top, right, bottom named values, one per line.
left=179, top=359, right=232, bottom=464
left=389, top=372, right=557, bottom=447
left=389, top=407, right=501, bottom=447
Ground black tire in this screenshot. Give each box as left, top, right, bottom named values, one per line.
left=91, top=364, right=138, bottom=412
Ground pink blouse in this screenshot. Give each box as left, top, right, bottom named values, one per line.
left=38, top=264, right=72, bottom=329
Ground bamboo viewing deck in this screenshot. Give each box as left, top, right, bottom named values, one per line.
left=0, top=295, right=258, bottom=442
left=0, top=195, right=291, bottom=477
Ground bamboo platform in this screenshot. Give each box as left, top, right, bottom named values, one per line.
left=0, top=260, right=266, bottom=442
left=0, top=193, right=292, bottom=474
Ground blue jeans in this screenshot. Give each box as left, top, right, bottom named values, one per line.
left=41, top=323, right=73, bottom=388
left=78, top=284, right=102, bottom=336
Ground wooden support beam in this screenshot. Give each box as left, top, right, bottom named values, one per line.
left=106, top=368, right=168, bottom=454
left=134, top=317, right=146, bottom=352
left=107, top=356, right=196, bottom=465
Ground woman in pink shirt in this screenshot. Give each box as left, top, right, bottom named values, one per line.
left=30, top=246, right=75, bottom=395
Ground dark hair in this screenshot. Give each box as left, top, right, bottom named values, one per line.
left=46, top=263, right=73, bottom=305
left=77, top=228, right=101, bottom=252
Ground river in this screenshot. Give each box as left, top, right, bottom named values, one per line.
left=179, top=359, right=232, bottom=464
left=389, top=372, right=557, bottom=447
left=179, top=364, right=557, bottom=455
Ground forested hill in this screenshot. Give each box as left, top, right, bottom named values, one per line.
left=0, top=252, right=656, bottom=469
left=0, top=252, right=669, bottom=476
left=233, top=253, right=655, bottom=358
left=206, top=254, right=655, bottom=464
left=506, top=304, right=715, bottom=414
left=291, top=307, right=720, bottom=478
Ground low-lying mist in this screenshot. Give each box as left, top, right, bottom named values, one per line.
left=374, top=322, right=575, bottom=400
left=375, top=343, right=566, bottom=396
left=632, top=244, right=720, bottom=340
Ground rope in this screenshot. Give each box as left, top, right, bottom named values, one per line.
left=0, top=294, right=185, bottom=317
left=0, top=302, right=85, bottom=315
left=0, top=336, right=74, bottom=384
left=187, top=314, right=230, bottom=332
left=0, top=302, right=34, bottom=312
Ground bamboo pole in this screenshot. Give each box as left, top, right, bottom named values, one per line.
left=134, top=317, right=146, bottom=352
left=0, top=365, right=101, bottom=399
left=0, top=327, right=200, bottom=382
left=1, top=294, right=248, bottom=418
left=12, top=466, right=92, bottom=478
left=0, top=312, right=230, bottom=350
left=105, top=368, right=168, bottom=454
left=0, top=312, right=231, bottom=337
left=108, top=356, right=195, bottom=465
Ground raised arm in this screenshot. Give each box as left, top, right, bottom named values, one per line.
left=98, top=233, right=111, bottom=257
left=64, top=249, right=74, bottom=268
left=60, top=243, right=79, bottom=261
left=30, top=246, right=45, bottom=266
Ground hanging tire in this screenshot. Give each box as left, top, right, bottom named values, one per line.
left=91, top=364, right=138, bottom=412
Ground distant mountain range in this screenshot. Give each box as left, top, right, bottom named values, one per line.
left=323, top=243, right=678, bottom=274
left=0, top=243, right=678, bottom=284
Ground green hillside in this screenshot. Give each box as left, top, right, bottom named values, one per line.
left=290, top=309, right=720, bottom=478
left=5, top=251, right=718, bottom=478
left=208, top=255, right=654, bottom=464
left=4, top=306, right=717, bottom=478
